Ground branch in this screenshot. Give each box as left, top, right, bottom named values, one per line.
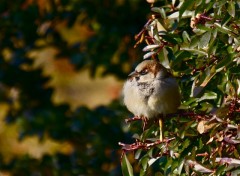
left=119, top=137, right=175, bottom=152
left=125, top=111, right=213, bottom=124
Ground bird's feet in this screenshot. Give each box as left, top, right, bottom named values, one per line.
left=141, top=116, right=148, bottom=131
left=125, top=116, right=142, bottom=123
left=159, top=118, right=163, bottom=141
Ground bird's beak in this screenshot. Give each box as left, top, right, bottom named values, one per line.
left=128, top=71, right=138, bottom=78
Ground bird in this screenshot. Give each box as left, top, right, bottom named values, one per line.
left=123, top=59, right=181, bottom=141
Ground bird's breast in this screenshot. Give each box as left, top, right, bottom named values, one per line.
left=123, top=80, right=158, bottom=118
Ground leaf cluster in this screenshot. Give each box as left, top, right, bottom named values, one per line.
left=121, top=0, right=240, bottom=175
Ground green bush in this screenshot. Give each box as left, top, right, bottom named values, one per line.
left=120, top=0, right=240, bottom=175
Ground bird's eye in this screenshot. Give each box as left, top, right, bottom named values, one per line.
left=140, top=68, right=148, bottom=75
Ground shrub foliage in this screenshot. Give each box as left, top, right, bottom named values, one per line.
left=120, top=0, right=240, bottom=175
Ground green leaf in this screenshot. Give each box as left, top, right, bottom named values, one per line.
left=221, top=13, right=232, bottom=26
left=197, top=91, right=217, bottom=102
left=121, top=154, right=134, bottom=176
left=177, top=159, right=184, bottom=175
left=208, top=38, right=217, bottom=55
left=135, top=149, right=142, bottom=159
left=168, top=11, right=180, bottom=19
left=216, top=57, right=233, bottom=72
left=199, top=102, right=213, bottom=112
left=158, top=47, right=170, bottom=69
left=182, top=139, right=191, bottom=150
left=147, top=148, right=154, bottom=158
left=231, top=170, right=240, bottom=176
left=164, top=157, right=172, bottom=174
left=179, top=0, right=195, bottom=19
left=148, top=157, right=160, bottom=167
left=189, top=36, right=200, bottom=48
left=170, top=160, right=179, bottom=172
left=140, top=156, right=149, bottom=171
left=151, top=7, right=161, bottom=13
left=212, top=28, right=218, bottom=39
left=199, top=31, right=211, bottom=49
left=181, top=48, right=208, bottom=56
left=204, top=1, right=215, bottom=12
left=191, top=67, right=217, bottom=97
left=140, top=169, right=146, bottom=176
left=215, top=164, right=226, bottom=175
left=166, top=47, right=175, bottom=62
left=197, top=24, right=212, bottom=32
left=229, top=65, right=240, bottom=75
left=174, top=50, right=191, bottom=63
left=227, top=1, right=235, bottom=17
left=159, top=8, right=166, bottom=19
left=182, top=31, right=191, bottom=43
left=142, top=44, right=160, bottom=52
left=151, top=7, right=166, bottom=19
left=168, top=11, right=193, bottom=19
left=185, top=160, right=213, bottom=173
left=181, top=97, right=198, bottom=108
left=143, top=51, right=157, bottom=60
left=198, top=138, right=203, bottom=149
left=161, top=35, right=179, bottom=44
left=214, top=23, right=231, bottom=34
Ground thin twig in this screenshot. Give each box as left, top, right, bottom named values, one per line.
left=119, top=137, right=175, bottom=152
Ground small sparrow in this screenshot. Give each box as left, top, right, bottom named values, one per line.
left=123, top=59, right=181, bottom=120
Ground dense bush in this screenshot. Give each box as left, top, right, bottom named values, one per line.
left=120, top=0, right=240, bottom=175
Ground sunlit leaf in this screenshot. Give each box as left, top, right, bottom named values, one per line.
left=151, top=7, right=164, bottom=18
left=182, top=31, right=191, bottom=43
left=197, top=91, right=217, bottom=102
left=198, top=31, right=211, bottom=49
left=135, top=149, right=142, bottom=159
left=227, top=1, right=235, bottom=17
left=192, top=69, right=217, bottom=97
left=148, top=157, right=160, bottom=166
left=140, top=156, right=149, bottom=171
left=121, top=154, right=134, bottom=176
left=197, top=121, right=205, bottom=134
left=177, top=159, right=184, bottom=175
left=197, top=120, right=217, bottom=134
left=142, top=44, right=160, bottom=52
left=215, top=165, right=226, bottom=175
left=179, top=1, right=195, bottom=19
left=208, top=39, right=217, bottom=55
left=215, top=157, right=240, bottom=167
left=151, top=7, right=161, bottom=13
left=181, top=48, right=208, bottom=56
left=161, top=35, right=179, bottom=44
left=231, top=170, right=240, bottom=176
left=143, top=51, right=157, bottom=59
left=185, top=160, right=213, bottom=173
left=189, top=36, right=200, bottom=48
left=224, top=136, right=240, bottom=144
left=216, top=57, right=233, bottom=72
left=158, top=47, right=170, bottom=69
left=214, top=23, right=232, bottom=34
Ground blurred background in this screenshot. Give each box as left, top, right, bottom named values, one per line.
left=0, top=0, right=151, bottom=175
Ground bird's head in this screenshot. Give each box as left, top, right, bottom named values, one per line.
left=128, top=60, right=169, bottom=83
